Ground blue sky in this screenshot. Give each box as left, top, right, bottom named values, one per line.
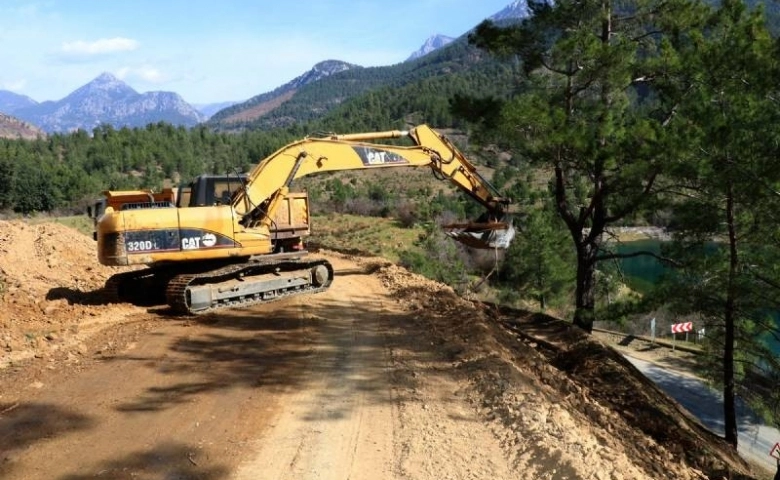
left=0, top=0, right=512, bottom=105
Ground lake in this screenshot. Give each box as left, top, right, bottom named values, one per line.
left=616, top=239, right=780, bottom=355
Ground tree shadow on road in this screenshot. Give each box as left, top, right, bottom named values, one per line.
left=110, top=291, right=460, bottom=420
left=56, top=442, right=229, bottom=480
left=0, top=402, right=94, bottom=478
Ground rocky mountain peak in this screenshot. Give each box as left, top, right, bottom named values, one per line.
left=490, top=0, right=531, bottom=21
left=10, top=73, right=204, bottom=133
left=73, top=72, right=137, bottom=98
left=291, top=60, right=359, bottom=88
left=312, top=60, right=358, bottom=76
left=94, top=72, right=120, bottom=83
left=407, top=35, right=456, bottom=61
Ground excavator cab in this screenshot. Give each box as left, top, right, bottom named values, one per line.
left=179, top=173, right=247, bottom=207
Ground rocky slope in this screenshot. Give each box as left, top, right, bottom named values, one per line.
left=407, top=35, right=456, bottom=61
left=208, top=60, right=360, bottom=126
left=490, top=0, right=532, bottom=21
left=0, top=113, right=44, bottom=140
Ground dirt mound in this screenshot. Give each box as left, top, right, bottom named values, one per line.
left=0, top=220, right=142, bottom=366
left=372, top=261, right=758, bottom=480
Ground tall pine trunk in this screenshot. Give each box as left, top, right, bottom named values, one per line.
left=573, top=241, right=598, bottom=333
left=723, top=184, right=738, bottom=447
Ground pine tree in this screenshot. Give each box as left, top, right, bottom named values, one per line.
left=658, top=0, right=780, bottom=447
left=499, top=205, right=575, bottom=310
left=467, top=0, right=707, bottom=332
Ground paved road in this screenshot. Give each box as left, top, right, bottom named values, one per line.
left=625, top=355, right=779, bottom=473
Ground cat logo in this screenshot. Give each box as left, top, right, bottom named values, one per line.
left=201, top=233, right=217, bottom=247
left=353, top=146, right=408, bottom=166
left=182, top=233, right=218, bottom=250
left=182, top=237, right=201, bottom=250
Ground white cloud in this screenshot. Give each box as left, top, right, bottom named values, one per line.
left=60, top=37, right=139, bottom=56
left=135, top=67, right=164, bottom=83
left=117, top=66, right=168, bottom=85
left=0, top=79, right=27, bottom=91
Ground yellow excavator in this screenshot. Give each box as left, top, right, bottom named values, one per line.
left=93, top=124, right=515, bottom=314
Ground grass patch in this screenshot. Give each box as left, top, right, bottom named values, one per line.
left=310, top=213, right=424, bottom=262
left=26, top=214, right=93, bottom=237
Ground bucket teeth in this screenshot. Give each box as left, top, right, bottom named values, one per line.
left=446, top=224, right=515, bottom=250
left=443, top=211, right=515, bottom=249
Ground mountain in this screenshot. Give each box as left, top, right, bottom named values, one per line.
left=0, top=112, right=44, bottom=139
left=406, top=35, right=456, bottom=61
left=0, top=90, right=38, bottom=114
left=208, top=60, right=360, bottom=126
left=1, top=2, right=532, bottom=135
left=207, top=2, right=530, bottom=132
left=489, top=0, right=532, bottom=21
left=403, top=3, right=529, bottom=62
left=12, top=73, right=206, bottom=133
left=194, top=101, right=241, bottom=119
left=209, top=34, right=519, bottom=132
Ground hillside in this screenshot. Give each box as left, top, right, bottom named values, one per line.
left=0, top=219, right=770, bottom=479
left=208, top=60, right=360, bottom=126
left=208, top=39, right=519, bottom=132
left=0, top=113, right=44, bottom=140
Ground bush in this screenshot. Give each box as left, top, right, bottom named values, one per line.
left=399, top=226, right=471, bottom=286
left=396, top=200, right=420, bottom=228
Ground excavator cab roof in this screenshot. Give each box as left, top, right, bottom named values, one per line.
left=180, top=173, right=247, bottom=207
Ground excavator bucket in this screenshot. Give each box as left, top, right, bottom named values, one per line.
left=443, top=213, right=515, bottom=250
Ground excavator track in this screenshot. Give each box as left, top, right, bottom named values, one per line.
left=103, top=268, right=170, bottom=306
left=165, top=257, right=334, bottom=315
left=102, top=253, right=334, bottom=315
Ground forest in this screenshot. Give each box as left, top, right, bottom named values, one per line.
left=1, top=0, right=780, bottom=451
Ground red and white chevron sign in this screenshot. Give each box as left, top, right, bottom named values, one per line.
left=671, top=322, right=693, bottom=333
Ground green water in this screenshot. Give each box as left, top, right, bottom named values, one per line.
left=616, top=239, right=780, bottom=354
left=615, top=239, right=666, bottom=294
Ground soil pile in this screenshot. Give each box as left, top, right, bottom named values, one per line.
left=0, top=220, right=142, bottom=366
left=373, top=260, right=757, bottom=479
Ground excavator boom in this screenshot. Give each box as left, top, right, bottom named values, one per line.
left=235, top=124, right=514, bottom=249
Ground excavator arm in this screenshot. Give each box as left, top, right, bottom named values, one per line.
left=235, top=124, right=514, bottom=249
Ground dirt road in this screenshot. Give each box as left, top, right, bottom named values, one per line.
left=0, top=220, right=762, bottom=479
left=0, top=255, right=514, bottom=480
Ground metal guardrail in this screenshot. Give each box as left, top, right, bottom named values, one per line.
left=592, top=327, right=703, bottom=354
